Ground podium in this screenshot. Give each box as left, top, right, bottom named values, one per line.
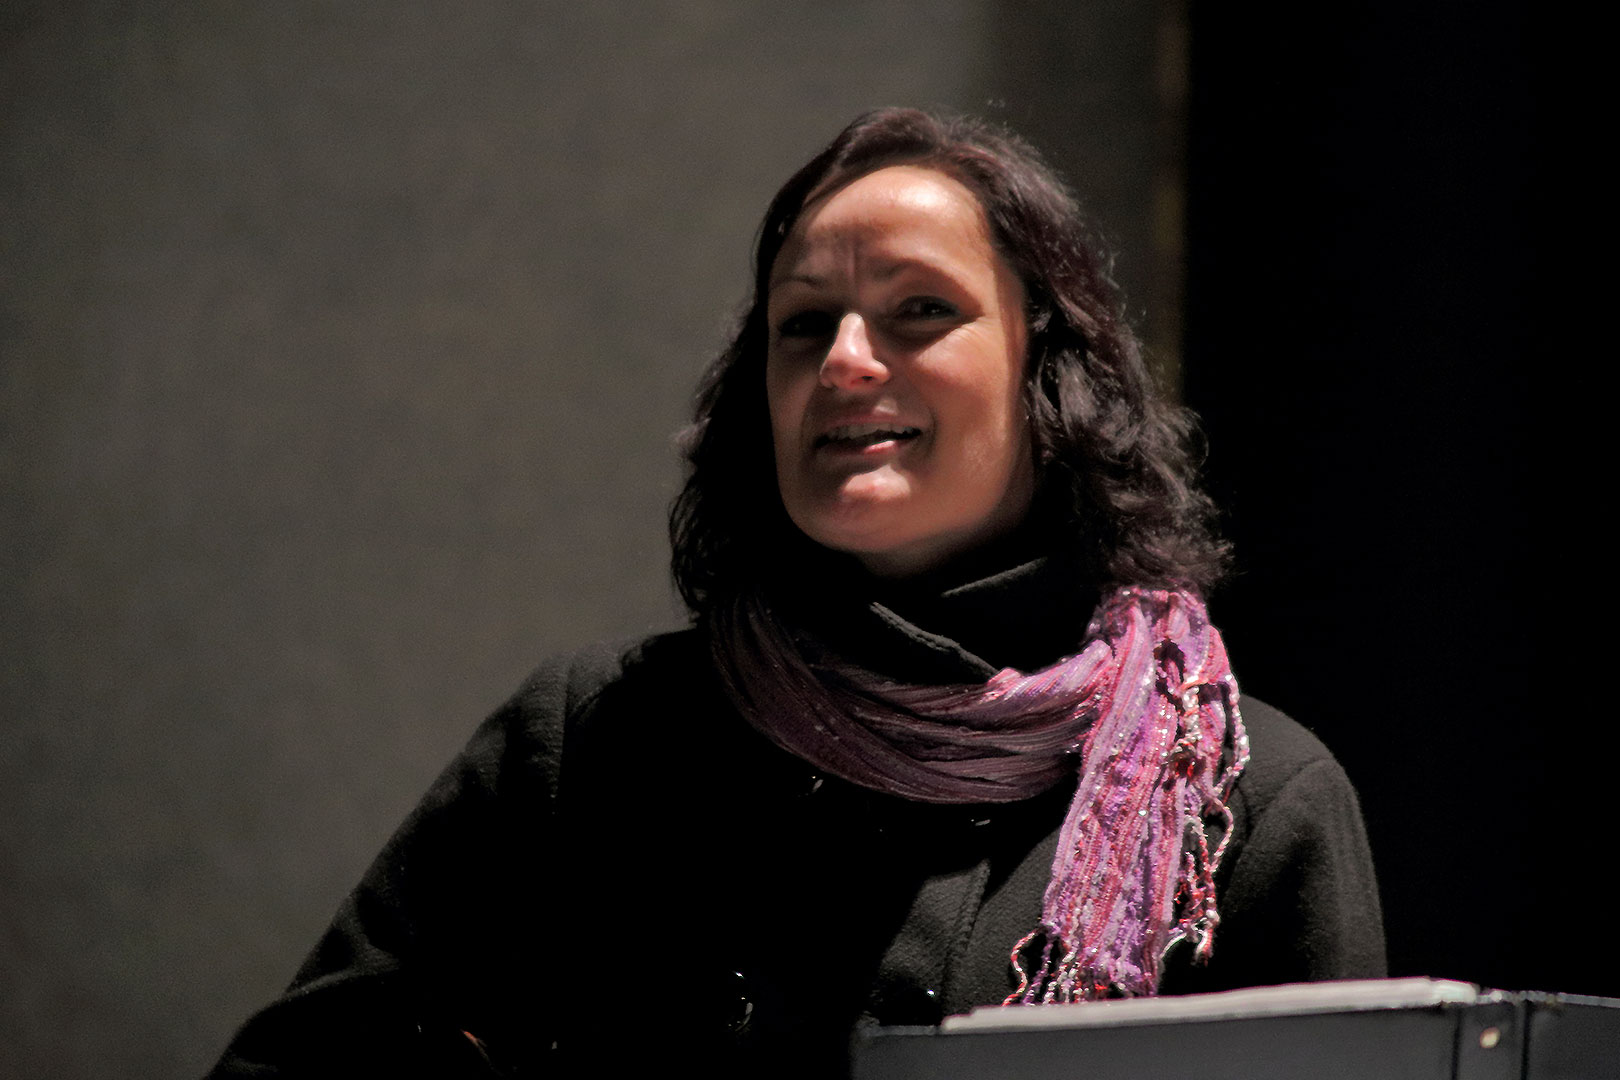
left=852, top=979, right=1617, bottom=1080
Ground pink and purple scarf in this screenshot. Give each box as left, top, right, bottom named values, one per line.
left=711, top=585, right=1248, bottom=1002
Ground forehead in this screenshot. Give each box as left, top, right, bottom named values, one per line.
left=771, top=165, right=996, bottom=283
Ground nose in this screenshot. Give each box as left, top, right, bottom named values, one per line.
left=819, top=313, right=888, bottom=390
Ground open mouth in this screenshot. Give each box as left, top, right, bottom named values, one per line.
left=814, top=423, right=923, bottom=450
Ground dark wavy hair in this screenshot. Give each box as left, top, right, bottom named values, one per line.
left=671, top=107, right=1227, bottom=615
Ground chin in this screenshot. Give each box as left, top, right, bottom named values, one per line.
left=793, top=500, right=919, bottom=558
left=798, top=517, right=958, bottom=579
left=799, top=522, right=910, bottom=563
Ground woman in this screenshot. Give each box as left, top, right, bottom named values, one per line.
left=210, top=108, right=1384, bottom=1078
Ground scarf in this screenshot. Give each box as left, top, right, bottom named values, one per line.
left=709, top=583, right=1248, bottom=1002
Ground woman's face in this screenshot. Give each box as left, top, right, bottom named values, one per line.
left=765, top=164, right=1035, bottom=578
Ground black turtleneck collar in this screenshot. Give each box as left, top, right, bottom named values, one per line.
left=774, top=545, right=1101, bottom=686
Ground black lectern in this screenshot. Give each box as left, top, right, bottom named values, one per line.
left=852, top=979, right=1616, bottom=1080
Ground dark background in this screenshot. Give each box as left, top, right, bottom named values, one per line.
left=2, top=3, right=1556, bottom=1078
left=1183, top=0, right=1555, bottom=1002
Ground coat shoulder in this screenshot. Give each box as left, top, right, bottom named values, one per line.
left=497, top=628, right=709, bottom=732
left=1232, top=694, right=1345, bottom=813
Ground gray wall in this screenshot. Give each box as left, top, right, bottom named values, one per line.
left=1, top=3, right=1166, bottom=1076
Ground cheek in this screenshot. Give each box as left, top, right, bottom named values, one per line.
left=965, top=405, right=1029, bottom=487
left=942, top=355, right=1028, bottom=471
left=764, top=363, right=805, bottom=475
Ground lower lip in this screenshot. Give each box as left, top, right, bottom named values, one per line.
left=817, top=435, right=916, bottom=458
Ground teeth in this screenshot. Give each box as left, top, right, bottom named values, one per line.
left=823, top=423, right=921, bottom=443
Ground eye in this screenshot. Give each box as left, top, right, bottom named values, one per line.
left=776, top=309, right=836, bottom=340
left=895, top=296, right=959, bottom=320
left=887, top=296, right=961, bottom=341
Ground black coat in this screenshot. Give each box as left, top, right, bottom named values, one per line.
left=209, top=560, right=1385, bottom=1077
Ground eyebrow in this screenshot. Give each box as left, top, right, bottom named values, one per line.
left=769, top=270, right=826, bottom=289
left=768, top=255, right=961, bottom=292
